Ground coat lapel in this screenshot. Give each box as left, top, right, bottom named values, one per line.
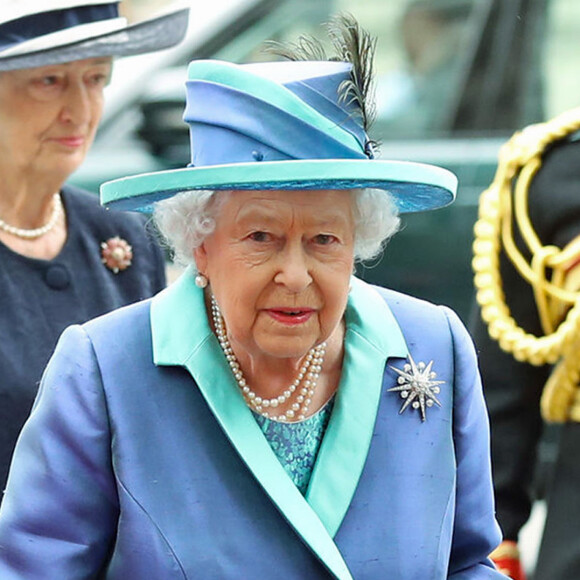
left=151, top=269, right=351, bottom=579
left=306, top=277, right=408, bottom=536
left=150, top=270, right=407, bottom=578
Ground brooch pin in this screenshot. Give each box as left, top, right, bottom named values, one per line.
left=101, top=236, right=133, bottom=274
left=388, top=355, right=445, bottom=421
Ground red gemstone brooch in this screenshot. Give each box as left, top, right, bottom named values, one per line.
left=101, top=236, right=133, bottom=274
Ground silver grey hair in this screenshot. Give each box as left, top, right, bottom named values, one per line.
left=351, top=188, right=400, bottom=260
left=153, top=188, right=400, bottom=268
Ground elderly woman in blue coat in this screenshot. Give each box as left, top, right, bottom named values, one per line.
left=0, top=16, right=504, bottom=579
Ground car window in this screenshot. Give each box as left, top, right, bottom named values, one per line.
left=283, top=0, right=483, bottom=140
left=544, top=0, right=580, bottom=119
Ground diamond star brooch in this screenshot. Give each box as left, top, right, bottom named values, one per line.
left=388, top=355, right=445, bottom=421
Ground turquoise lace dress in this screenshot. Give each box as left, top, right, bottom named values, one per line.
left=253, top=399, right=334, bottom=495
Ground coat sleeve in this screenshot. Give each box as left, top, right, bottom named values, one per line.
left=0, top=325, right=119, bottom=578
left=442, top=307, right=505, bottom=579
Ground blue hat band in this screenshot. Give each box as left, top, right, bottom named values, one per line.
left=184, top=80, right=368, bottom=168
left=0, top=4, right=119, bottom=52
left=284, top=79, right=368, bottom=152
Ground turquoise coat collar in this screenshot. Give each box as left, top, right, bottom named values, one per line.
left=151, top=268, right=408, bottom=579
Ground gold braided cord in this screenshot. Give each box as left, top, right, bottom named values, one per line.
left=472, top=106, right=580, bottom=422
left=489, top=540, right=521, bottom=561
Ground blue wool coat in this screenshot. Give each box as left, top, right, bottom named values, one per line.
left=0, top=272, right=503, bottom=579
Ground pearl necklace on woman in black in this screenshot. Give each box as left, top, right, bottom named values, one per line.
left=0, top=193, right=62, bottom=239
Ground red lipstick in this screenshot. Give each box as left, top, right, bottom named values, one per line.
left=266, top=308, right=315, bottom=326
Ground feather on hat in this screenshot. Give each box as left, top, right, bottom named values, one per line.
left=100, top=14, right=457, bottom=213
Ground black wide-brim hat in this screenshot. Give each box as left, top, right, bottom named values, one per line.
left=0, top=1, right=189, bottom=71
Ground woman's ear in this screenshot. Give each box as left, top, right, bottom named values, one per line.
left=193, top=244, right=208, bottom=274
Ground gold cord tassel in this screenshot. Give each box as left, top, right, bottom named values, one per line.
left=472, top=107, right=580, bottom=422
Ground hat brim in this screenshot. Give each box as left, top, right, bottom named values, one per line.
left=100, top=159, right=458, bottom=214
left=0, top=8, right=189, bottom=71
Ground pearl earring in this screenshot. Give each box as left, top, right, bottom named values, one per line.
left=195, top=273, right=208, bottom=288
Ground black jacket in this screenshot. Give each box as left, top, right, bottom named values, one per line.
left=0, top=185, right=166, bottom=491
left=469, top=132, right=580, bottom=578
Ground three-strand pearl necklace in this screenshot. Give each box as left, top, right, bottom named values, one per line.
left=211, top=295, right=326, bottom=422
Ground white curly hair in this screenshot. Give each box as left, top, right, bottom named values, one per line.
left=153, top=188, right=400, bottom=268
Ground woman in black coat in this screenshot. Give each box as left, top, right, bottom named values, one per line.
left=0, top=1, right=189, bottom=492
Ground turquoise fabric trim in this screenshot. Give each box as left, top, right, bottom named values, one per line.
left=151, top=274, right=409, bottom=543
left=253, top=400, right=334, bottom=495
left=187, top=60, right=361, bottom=154
left=150, top=271, right=408, bottom=573
left=305, top=277, right=408, bottom=536
left=101, top=158, right=458, bottom=214
left=151, top=269, right=354, bottom=580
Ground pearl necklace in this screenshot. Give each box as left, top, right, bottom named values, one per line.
left=211, top=295, right=326, bottom=422
left=0, top=193, right=63, bottom=239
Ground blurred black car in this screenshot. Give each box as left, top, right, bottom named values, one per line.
left=72, top=0, right=576, bottom=323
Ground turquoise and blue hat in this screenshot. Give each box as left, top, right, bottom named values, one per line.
left=101, top=58, right=458, bottom=213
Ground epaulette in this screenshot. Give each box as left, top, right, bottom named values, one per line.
left=472, top=107, right=580, bottom=422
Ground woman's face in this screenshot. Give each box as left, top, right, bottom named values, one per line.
left=195, top=189, right=355, bottom=365
left=0, top=57, right=112, bottom=182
